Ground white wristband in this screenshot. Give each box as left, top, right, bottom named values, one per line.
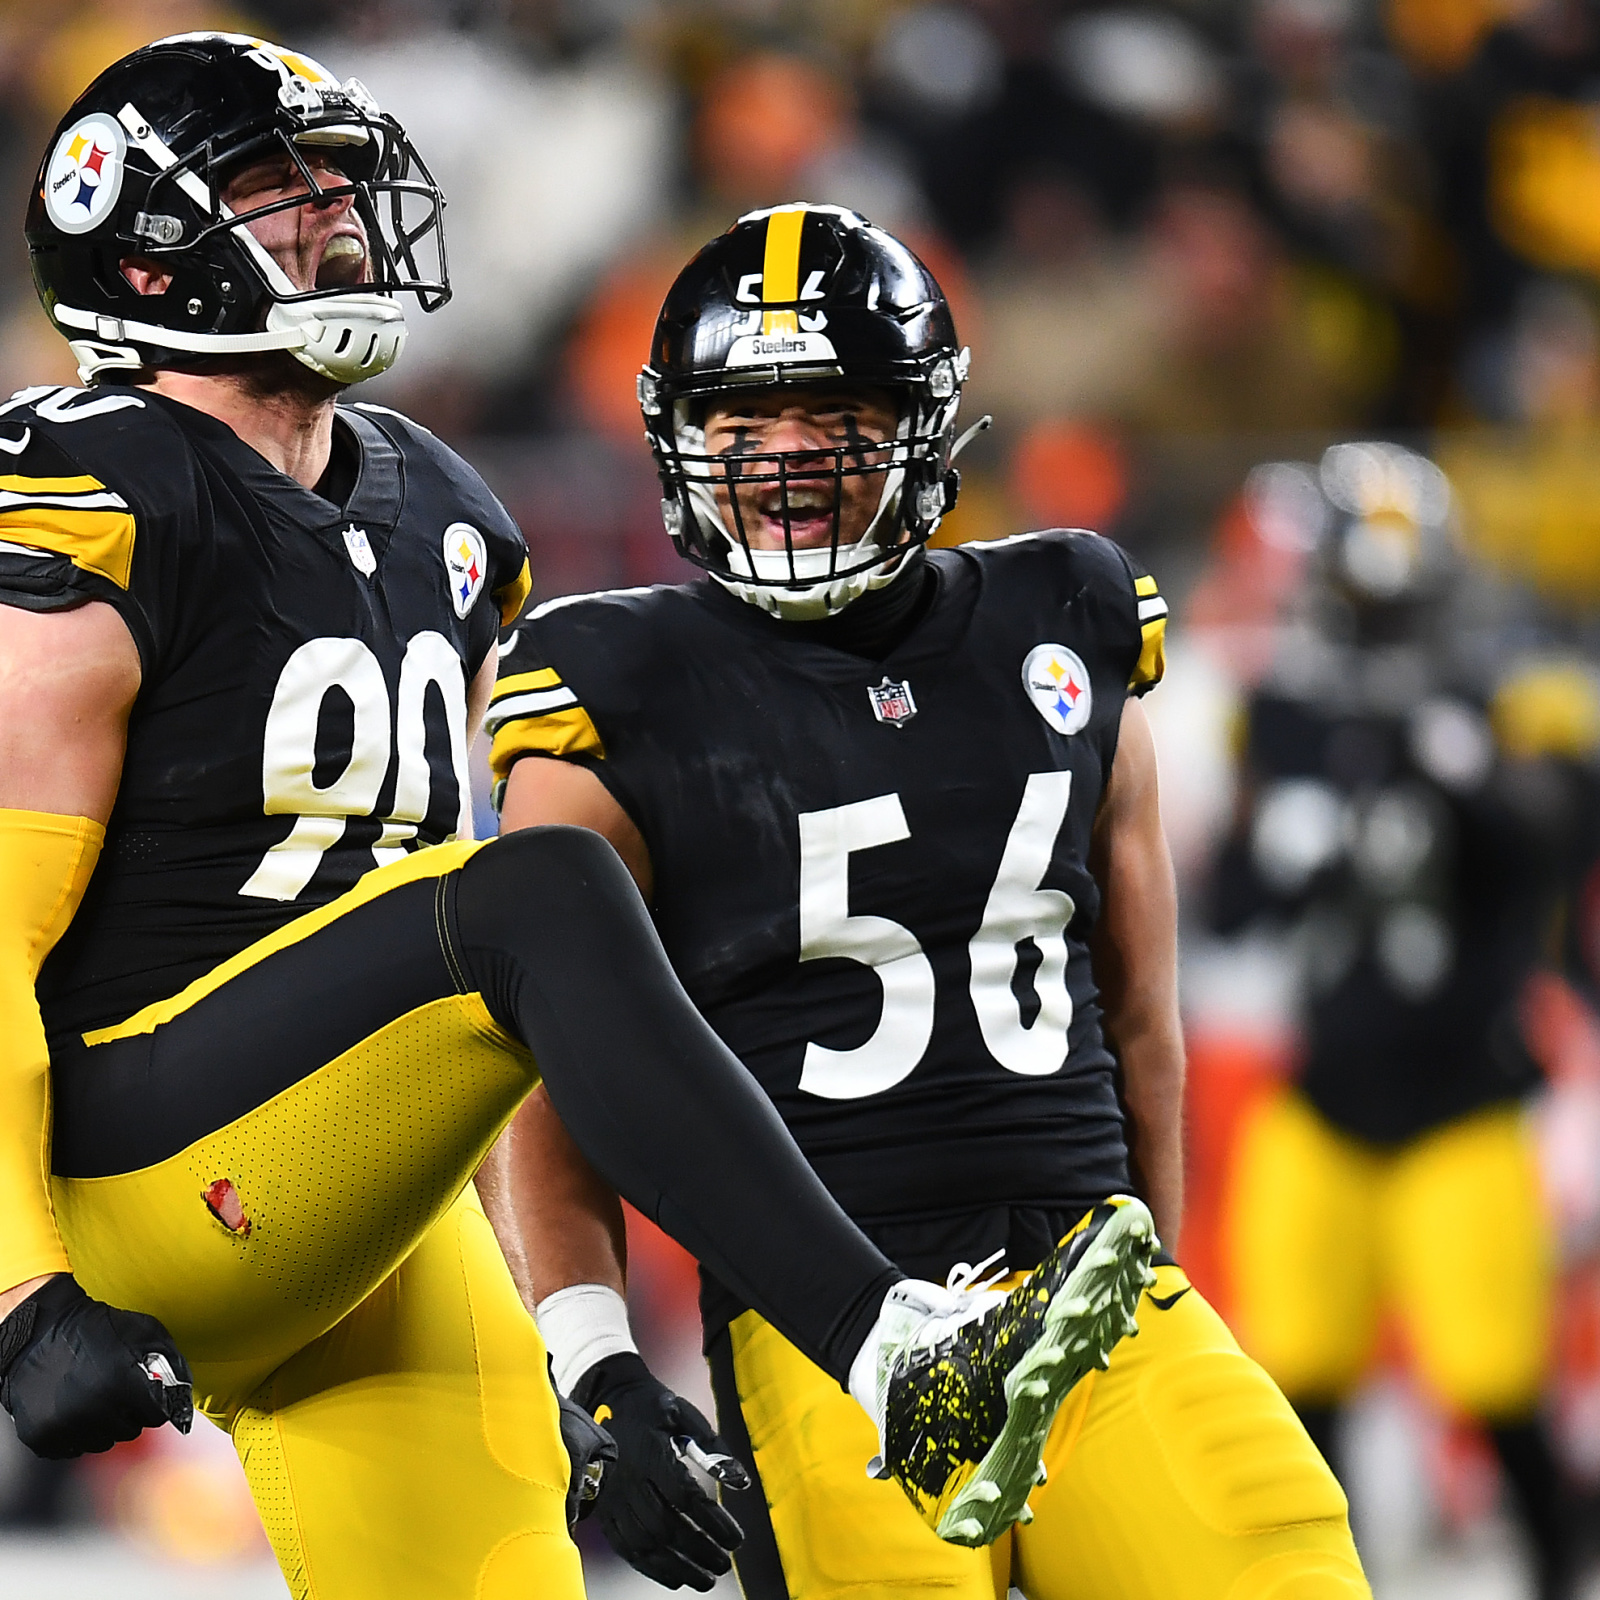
left=534, top=1283, right=639, bottom=1396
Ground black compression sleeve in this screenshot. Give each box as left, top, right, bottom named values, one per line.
left=451, top=827, right=901, bottom=1385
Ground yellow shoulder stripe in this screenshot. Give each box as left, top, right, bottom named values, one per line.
left=1134, top=573, right=1159, bottom=597
left=489, top=707, right=605, bottom=783
left=0, top=508, right=137, bottom=589
left=762, top=206, right=806, bottom=337
left=0, top=474, right=112, bottom=496
left=492, top=668, right=563, bottom=699
left=495, top=557, right=532, bottom=626
left=1130, top=616, right=1167, bottom=691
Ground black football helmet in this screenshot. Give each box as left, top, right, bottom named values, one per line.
left=25, top=33, right=447, bottom=386
left=1315, top=441, right=1455, bottom=610
left=638, top=204, right=979, bottom=619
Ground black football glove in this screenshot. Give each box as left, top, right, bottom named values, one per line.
left=0, top=1275, right=193, bottom=1458
left=557, top=1386, right=618, bottom=1528
left=571, top=1352, right=747, bottom=1592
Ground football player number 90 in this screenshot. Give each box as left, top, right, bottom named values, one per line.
left=796, top=771, right=1076, bottom=1098
left=240, top=632, right=474, bottom=901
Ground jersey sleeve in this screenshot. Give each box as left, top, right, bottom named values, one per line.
left=1107, top=542, right=1167, bottom=695
left=0, top=390, right=186, bottom=670
left=486, top=619, right=607, bottom=807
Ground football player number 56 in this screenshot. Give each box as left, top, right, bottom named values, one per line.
left=796, top=771, right=1075, bottom=1099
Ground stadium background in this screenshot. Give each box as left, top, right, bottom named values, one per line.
left=3, top=0, right=1600, bottom=1595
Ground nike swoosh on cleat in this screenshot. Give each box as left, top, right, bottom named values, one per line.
left=0, top=429, right=31, bottom=454
left=1146, top=1287, right=1190, bottom=1311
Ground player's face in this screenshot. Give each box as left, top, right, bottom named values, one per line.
left=223, top=149, right=371, bottom=294
left=701, top=386, right=900, bottom=552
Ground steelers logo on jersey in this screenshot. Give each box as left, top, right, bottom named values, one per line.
left=1022, top=643, right=1093, bottom=736
left=44, top=113, right=127, bottom=236
left=443, top=522, right=488, bottom=618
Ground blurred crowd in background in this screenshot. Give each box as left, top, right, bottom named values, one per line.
left=4, top=0, right=1600, bottom=1595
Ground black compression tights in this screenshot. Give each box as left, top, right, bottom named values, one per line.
left=451, top=827, right=901, bottom=1384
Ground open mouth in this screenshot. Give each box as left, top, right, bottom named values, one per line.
left=752, top=483, right=841, bottom=546
left=315, top=233, right=368, bottom=290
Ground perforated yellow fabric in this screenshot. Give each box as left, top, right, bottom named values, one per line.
left=54, top=992, right=535, bottom=1410
left=729, top=1267, right=1366, bottom=1600
left=224, top=1197, right=580, bottom=1600
left=44, top=835, right=580, bottom=1597
left=232, top=1405, right=306, bottom=1596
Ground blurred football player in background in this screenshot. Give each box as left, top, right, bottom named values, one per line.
left=1211, top=442, right=1599, bottom=1600
left=0, top=38, right=1157, bottom=1600
left=491, top=204, right=1370, bottom=1599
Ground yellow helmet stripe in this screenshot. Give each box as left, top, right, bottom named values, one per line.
left=761, top=206, right=807, bottom=337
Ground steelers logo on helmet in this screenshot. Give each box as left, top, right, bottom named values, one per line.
left=1022, top=643, right=1093, bottom=736
left=43, top=112, right=126, bottom=236
left=443, top=523, right=488, bottom=618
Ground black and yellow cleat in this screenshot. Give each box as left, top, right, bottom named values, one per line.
left=876, top=1195, right=1157, bottom=1546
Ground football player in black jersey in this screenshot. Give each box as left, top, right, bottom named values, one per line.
left=491, top=205, right=1369, bottom=1597
left=0, top=41, right=1162, bottom=1600
left=1215, top=443, right=1593, bottom=1600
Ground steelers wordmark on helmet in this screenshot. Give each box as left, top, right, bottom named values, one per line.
left=44, top=113, right=126, bottom=236
left=1022, top=644, right=1093, bottom=736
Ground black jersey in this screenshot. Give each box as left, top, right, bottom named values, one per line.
left=0, top=384, right=529, bottom=1042
left=489, top=531, right=1167, bottom=1247
left=1213, top=667, right=1589, bottom=1144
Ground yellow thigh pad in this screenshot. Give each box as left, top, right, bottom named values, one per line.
left=727, top=1267, right=1366, bottom=1600
left=1381, top=1106, right=1554, bottom=1417
left=1225, top=1092, right=1382, bottom=1400
left=1013, top=1267, right=1366, bottom=1600
left=233, top=1193, right=581, bottom=1600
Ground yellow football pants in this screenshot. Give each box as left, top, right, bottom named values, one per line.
left=1226, top=1091, right=1553, bottom=1417
left=721, top=1264, right=1368, bottom=1599
left=49, top=845, right=581, bottom=1600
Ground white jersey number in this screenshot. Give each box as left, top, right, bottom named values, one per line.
left=797, top=795, right=938, bottom=1099
left=241, top=632, right=471, bottom=902
left=968, top=770, right=1076, bottom=1075
left=795, top=775, right=1077, bottom=1099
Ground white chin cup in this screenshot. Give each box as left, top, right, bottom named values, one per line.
left=265, top=292, right=408, bottom=383
left=712, top=538, right=913, bottom=621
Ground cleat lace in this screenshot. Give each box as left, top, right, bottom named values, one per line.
left=944, top=1248, right=1008, bottom=1297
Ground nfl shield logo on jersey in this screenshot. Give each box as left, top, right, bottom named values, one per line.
left=1022, top=643, right=1093, bottom=735
left=443, top=523, right=488, bottom=618
left=868, top=676, right=918, bottom=727
left=342, top=524, right=377, bottom=577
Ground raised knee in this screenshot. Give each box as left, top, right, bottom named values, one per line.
left=468, top=824, right=633, bottom=907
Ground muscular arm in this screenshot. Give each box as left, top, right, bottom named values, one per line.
left=475, top=756, right=652, bottom=1310
left=1088, top=698, right=1185, bottom=1249
left=0, top=602, right=139, bottom=822
left=0, top=600, right=140, bottom=1316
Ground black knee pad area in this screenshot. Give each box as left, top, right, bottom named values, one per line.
left=451, top=826, right=657, bottom=1039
